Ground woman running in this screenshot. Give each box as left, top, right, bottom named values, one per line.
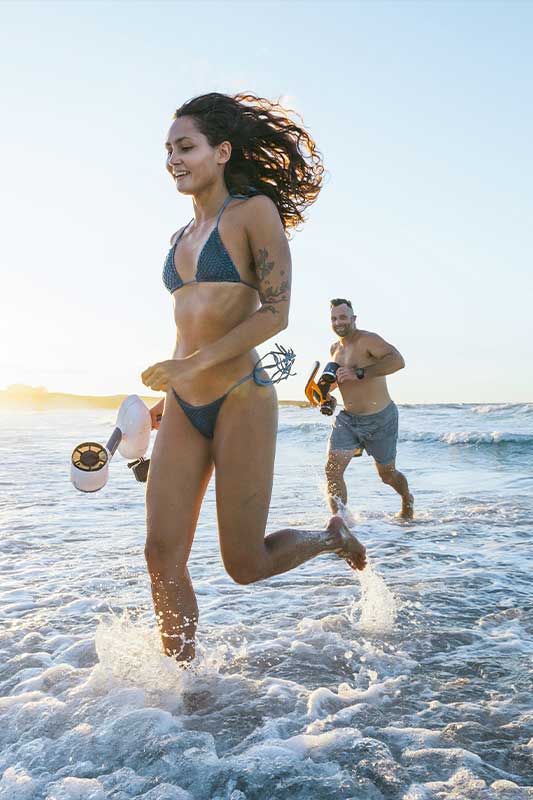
left=142, top=93, right=366, bottom=663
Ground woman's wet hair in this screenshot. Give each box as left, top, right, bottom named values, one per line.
left=174, top=92, right=324, bottom=231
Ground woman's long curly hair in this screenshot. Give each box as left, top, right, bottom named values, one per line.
left=174, top=92, right=323, bottom=231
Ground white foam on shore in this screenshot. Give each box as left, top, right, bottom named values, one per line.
left=2, top=404, right=532, bottom=798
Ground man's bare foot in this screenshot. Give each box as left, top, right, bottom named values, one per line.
left=397, top=493, right=414, bottom=520
left=327, top=515, right=367, bottom=571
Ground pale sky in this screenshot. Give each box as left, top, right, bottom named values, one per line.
left=1, top=0, right=532, bottom=403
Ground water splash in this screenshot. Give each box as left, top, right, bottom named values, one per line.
left=91, top=612, right=188, bottom=696
left=350, top=560, right=397, bottom=633
left=91, top=612, right=249, bottom=697
left=334, top=503, right=397, bottom=632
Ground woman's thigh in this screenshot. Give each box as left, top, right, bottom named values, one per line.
left=146, top=391, right=213, bottom=558
left=212, top=381, right=278, bottom=568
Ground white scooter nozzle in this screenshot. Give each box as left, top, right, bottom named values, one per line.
left=70, top=395, right=151, bottom=492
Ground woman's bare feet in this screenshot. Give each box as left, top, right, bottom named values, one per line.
left=162, top=632, right=195, bottom=664
left=327, top=515, right=367, bottom=571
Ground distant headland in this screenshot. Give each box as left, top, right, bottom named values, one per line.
left=0, top=385, right=309, bottom=410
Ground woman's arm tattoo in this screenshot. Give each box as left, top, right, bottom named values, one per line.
left=255, top=248, right=291, bottom=316
left=256, top=248, right=276, bottom=281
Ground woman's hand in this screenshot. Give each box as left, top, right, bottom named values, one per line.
left=149, top=399, right=165, bottom=430
left=141, top=357, right=199, bottom=393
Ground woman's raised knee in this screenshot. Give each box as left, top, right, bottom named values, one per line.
left=223, top=556, right=264, bottom=586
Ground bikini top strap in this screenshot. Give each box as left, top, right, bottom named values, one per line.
left=216, top=193, right=255, bottom=226
left=216, top=195, right=234, bottom=225
left=172, top=219, right=193, bottom=247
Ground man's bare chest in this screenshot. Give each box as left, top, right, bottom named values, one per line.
left=332, top=343, right=367, bottom=367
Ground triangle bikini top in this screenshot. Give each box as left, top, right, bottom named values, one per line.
left=162, top=193, right=258, bottom=294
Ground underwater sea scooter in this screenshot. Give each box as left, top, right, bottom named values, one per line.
left=70, top=395, right=152, bottom=492
left=305, top=361, right=340, bottom=416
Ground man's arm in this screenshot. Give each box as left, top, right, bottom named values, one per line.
left=363, top=333, right=405, bottom=378
left=336, top=334, right=405, bottom=383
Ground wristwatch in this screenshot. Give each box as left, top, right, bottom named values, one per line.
left=355, top=367, right=365, bottom=380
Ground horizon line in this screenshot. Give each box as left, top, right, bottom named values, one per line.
left=0, top=385, right=530, bottom=409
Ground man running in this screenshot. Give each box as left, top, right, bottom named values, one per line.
left=324, top=298, right=414, bottom=519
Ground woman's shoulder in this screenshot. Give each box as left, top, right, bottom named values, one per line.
left=237, top=194, right=282, bottom=232
left=169, top=223, right=189, bottom=246
left=239, top=193, right=277, bottom=214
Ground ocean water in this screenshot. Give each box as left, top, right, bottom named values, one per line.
left=1, top=402, right=532, bottom=800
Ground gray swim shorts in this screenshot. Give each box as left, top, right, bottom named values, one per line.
left=328, top=402, right=399, bottom=464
